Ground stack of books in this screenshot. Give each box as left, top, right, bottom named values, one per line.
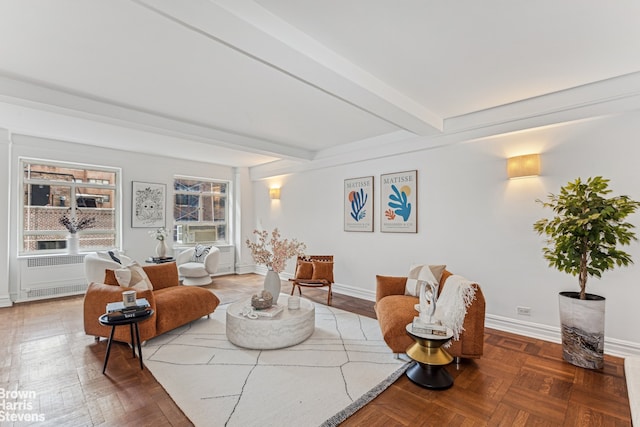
left=106, top=298, right=152, bottom=321
left=146, top=256, right=175, bottom=263
left=411, top=317, right=449, bottom=336
left=253, top=304, right=284, bottom=318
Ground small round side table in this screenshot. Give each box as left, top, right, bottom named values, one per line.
left=404, top=323, right=454, bottom=390
left=98, top=309, right=154, bottom=374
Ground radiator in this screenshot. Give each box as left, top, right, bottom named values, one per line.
left=213, top=245, right=235, bottom=276
left=18, top=255, right=87, bottom=301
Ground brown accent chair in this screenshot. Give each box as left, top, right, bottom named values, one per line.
left=289, top=255, right=334, bottom=305
left=83, top=262, right=220, bottom=344
left=375, top=270, right=485, bottom=359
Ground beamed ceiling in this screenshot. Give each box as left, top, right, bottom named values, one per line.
left=1, top=0, right=640, bottom=178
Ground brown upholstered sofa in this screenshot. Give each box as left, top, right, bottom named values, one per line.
left=375, top=269, right=485, bottom=359
left=84, top=262, right=220, bottom=344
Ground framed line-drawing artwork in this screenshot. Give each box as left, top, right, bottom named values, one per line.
left=381, top=170, right=417, bottom=233
left=132, top=181, right=166, bottom=228
left=344, top=176, right=374, bottom=232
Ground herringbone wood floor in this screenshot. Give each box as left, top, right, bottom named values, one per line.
left=0, top=273, right=631, bottom=426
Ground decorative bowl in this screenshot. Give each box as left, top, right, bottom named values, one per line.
left=251, top=291, right=273, bottom=309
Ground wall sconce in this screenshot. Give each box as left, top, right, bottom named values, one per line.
left=269, top=187, right=281, bottom=200
left=507, top=154, right=540, bottom=179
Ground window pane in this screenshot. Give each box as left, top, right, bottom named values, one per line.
left=212, top=182, right=227, bottom=194
left=24, top=233, right=117, bottom=252
left=24, top=164, right=78, bottom=183
left=214, top=196, right=226, bottom=221
left=173, top=176, right=228, bottom=244
left=24, top=184, right=72, bottom=207
left=21, top=159, right=119, bottom=254
left=76, top=186, right=115, bottom=209
left=24, top=163, right=116, bottom=184
left=216, top=224, right=226, bottom=241
left=51, top=185, right=72, bottom=208
left=24, top=206, right=68, bottom=233
left=79, top=232, right=116, bottom=250
left=24, top=234, right=66, bottom=252
left=23, top=184, right=70, bottom=233
left=174, top=194, right=199, bottom=221
left=175, top=178, right=209, bottom=192
left=25, top=183, right=51, bottom=206
left=76, top=187, right=116, bottom=231
left=202, top=195, right=214, bottom=222
left=24, top=184, right=116, bottom=231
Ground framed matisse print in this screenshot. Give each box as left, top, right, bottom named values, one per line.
left=381, top=170, right=417, bottom=233
left=344, top=176, right=374, bottom=232
left=132, top=181, right=166, bottom=228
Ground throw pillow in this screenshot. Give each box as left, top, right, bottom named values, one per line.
left=295, top=259, right=314, bottom=280
left=96, top=249, right=122, bottom=264
left=96, top=250, right=133, bottom=266
left=311, top=261, right=334, bottom=283
left=404, top=264, right=445, bottom=296
left=190, top=244, right=212, bottom=263
left=428, top=264, right=446, bottom=283
left=114, top=261, right=154, bottom=291
left=107, top=250, right=121, bottom=264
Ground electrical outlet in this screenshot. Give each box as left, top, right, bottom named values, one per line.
left=516, top=306, right=531, bottom=316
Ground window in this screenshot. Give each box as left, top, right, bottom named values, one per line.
left=173, top=176, right=229, bottom=245
left=20, top=158, right=120, bottom=254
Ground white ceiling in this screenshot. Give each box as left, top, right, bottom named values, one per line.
left=1, top=0, right=640, bottom=173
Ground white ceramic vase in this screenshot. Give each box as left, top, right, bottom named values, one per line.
left=67, top=233, right=79, bottom=254
left=156, top=239, right=168, bottom=258
left=263, top=269, right=281, bottom=304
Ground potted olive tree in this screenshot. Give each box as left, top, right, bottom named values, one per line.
left=534, top=176, right=640, bottom=369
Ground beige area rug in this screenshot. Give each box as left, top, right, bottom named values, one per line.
left=143, top=301, right=407, bottom=427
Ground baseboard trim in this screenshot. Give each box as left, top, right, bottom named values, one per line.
left=486, top=314, right=640, bottom=357
left=234, top=264, right=254, bottom=275
left=0, top=296, right=13, bottom=307
left=332, top=283, right=376, bottom=301
left=250, top=268, right=377, bottom=302
left=485, top=314, right=561, bottom=344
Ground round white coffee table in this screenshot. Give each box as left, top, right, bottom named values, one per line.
left=226, top=294, right=315, bottom=349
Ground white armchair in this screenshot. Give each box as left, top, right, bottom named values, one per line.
left=84, top=250, right=134, bottom=284
left=176, top=245, right=220, bottom=286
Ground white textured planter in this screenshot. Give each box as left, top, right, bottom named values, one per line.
left=558, top=291, right=605, bottom=369
left=263, top=270, right=282, bottom=304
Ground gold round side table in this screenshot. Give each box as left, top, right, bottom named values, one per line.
left=404, top=323, right=454, bottom=390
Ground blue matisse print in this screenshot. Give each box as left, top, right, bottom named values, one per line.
left=349, top=188, right=368, bottom=222
left=388, top=184, right=411, bottom=221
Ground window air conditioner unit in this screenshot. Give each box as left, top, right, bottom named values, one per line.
left=193, top=229, right=217, bottom=242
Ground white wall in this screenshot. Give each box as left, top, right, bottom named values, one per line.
left=251, top=111, right=640, bottom=354
left=233, top=167, right=257, bottom=273
left=0, top=129, right=11, bottom=307
left=6, top=133, right=238, bottom=300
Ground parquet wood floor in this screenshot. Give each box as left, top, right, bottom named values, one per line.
left=0, top=273, right=631, bottom=426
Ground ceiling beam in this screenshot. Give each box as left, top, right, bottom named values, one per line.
left=251, top=76, right=640, bottom=180
left=133, top=0, right=443, bottom=135
left=0, top=73, right=313, bottom=161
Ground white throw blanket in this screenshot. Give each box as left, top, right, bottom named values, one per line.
left=433, top=274, right=477, bottom=341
